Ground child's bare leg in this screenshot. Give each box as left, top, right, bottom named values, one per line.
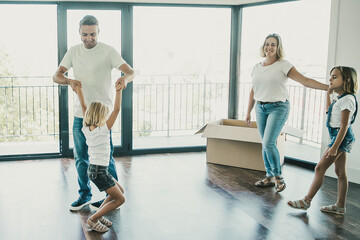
left=90, top=185, right=125, bottom=221
left=99, top=195, right=114, bottom=209
left=98, top=179, right=124, bottom=208
left=114, top=178, right=125, bottom=193
left=334, top=152, right=347, bottom=208
left=306, top=148, right=343, bottom=200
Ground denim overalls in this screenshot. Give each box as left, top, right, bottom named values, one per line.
left=326, top=94, right=358, bottom=153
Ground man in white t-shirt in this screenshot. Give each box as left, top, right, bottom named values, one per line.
left=53, top=15, right=134, bottom=211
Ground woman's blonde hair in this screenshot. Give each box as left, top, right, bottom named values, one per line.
left=260, top=33, right=285, bottom=60
left=84, top=102, right=109, bottom=127
left=330, top=66, right=358, bottom=94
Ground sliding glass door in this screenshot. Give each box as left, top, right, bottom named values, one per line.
left=58, top=3, right=132, bottom=155
left=133, top=6, right=231, bottom=149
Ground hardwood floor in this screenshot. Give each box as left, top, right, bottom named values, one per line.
left=0, top=152, right=359, bottom=240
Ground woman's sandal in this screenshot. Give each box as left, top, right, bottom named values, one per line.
left=255, top=177, right=275, bottom=187
left=275, top=176, right=286, bottom=192
left=99, top=216, right=113, bottom=227
left=320, top=204, right=346, bottom=215
left=87, top=218, right=109, bottom=233
left=287, top=197, right=311, bottom=210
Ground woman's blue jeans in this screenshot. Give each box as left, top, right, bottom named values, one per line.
left=73, top=117, right=118, bottom=201
left=255, top=101, right=289, bottom=177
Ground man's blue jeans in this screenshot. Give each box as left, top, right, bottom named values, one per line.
left=73, top=117, right=118, bottom=201
left=255, top=101, right=289, bottom=177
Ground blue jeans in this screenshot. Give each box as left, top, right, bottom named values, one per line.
left=73, top=117, right=118, bottom=201
left=255, top=101, right=289, bottom=177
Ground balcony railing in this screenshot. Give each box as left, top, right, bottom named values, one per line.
left=133, top=74, right=229, bottom=137
left=0, top=76, right=59, bottom=142
left=0, top=75, right=325, bottom=146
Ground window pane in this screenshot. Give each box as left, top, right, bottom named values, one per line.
left=66, top=10, right=122, bottom=148
left=238, top=0, right=331, bottom=162
left=133, top=6, right=231, bottom=149
left=0, top=4, right=58, bottom=155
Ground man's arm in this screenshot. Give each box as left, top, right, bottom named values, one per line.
left=115, top=63, right=135, bottom=90
left=53, top=65, right=82, bottom=91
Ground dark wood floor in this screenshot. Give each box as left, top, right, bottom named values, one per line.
left=0, top=152, right=359, bottom=240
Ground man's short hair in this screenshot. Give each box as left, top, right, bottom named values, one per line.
left=79, top=15, right=99, bottom=28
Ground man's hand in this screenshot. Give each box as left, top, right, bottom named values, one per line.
left=115, top=82, right=123, bottom=92
left=115, top=76, right=128, bottom=91
left=69, top=79, right=82, bottom=92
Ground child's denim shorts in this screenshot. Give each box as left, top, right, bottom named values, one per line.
left=88, top=164, right=116, bottom=192
left=327, top=126, right=355, bottom=153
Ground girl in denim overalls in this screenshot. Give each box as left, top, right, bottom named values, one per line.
left=288, top=66, right=358, bottom=215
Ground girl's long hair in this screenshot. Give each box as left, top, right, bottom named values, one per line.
left=331, top=66, right=358, bottom=94
left=84, top=102, right=109, bottom=127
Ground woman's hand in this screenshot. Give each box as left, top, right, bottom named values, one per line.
left=327, top=87, right=334, bottom=95
left=245, top=114, right=251, bottom=127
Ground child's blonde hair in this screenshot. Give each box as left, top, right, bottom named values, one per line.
left=84, top=102, right=109, bottom=127
left=331, top=66, right=358, bottom=94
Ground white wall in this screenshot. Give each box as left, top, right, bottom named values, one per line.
left=324, top=0, right=360, bottom=183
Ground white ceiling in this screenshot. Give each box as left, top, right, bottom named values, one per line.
left=1, top=0, right=271, bottom=5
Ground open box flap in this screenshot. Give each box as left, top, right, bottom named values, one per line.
left=195, top=119, right=222, bottom=135
left=201, top=119, right=262, bottom=143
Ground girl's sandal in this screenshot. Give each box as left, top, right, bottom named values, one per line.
left=320, top=204, right=346, bottom=215
left=255, top=177, right=275, bottom=187
left=87, top=218, right=109, bottom=233
left=99, top=216, right=113, bottom=227
left=275, top=176, right=286, bottom=192
left=287, top=197, right=311, bottom=210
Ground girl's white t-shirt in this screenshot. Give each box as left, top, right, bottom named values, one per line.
left=251, top=59, right=293, bottom=102
left=328, top=94, right=356, bottom=128
left=82, top=125, right=110, bottom=166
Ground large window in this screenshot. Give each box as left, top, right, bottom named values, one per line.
left=0, top=1, right=332, bottom=159
left=238, top=0, right=331, bottom=162
left=133, top=6, right=231, bottom=149
left=0, top=4, right=58, bottom=156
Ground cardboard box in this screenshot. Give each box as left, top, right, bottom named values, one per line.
left=196, top=119, right=285, bottom=172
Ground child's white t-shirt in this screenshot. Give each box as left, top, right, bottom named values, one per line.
left=251, top=59, right=293, bottom=102
left=82, top=125, right=110, bottom=166
left=328, top=94, right=356, bottom=128
left=60, top=42, right=126, bottom=118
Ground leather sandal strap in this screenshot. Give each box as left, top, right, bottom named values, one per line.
left=88, top=219, right=109, bottom=232
left=99, top=216, right=112, bottom=227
